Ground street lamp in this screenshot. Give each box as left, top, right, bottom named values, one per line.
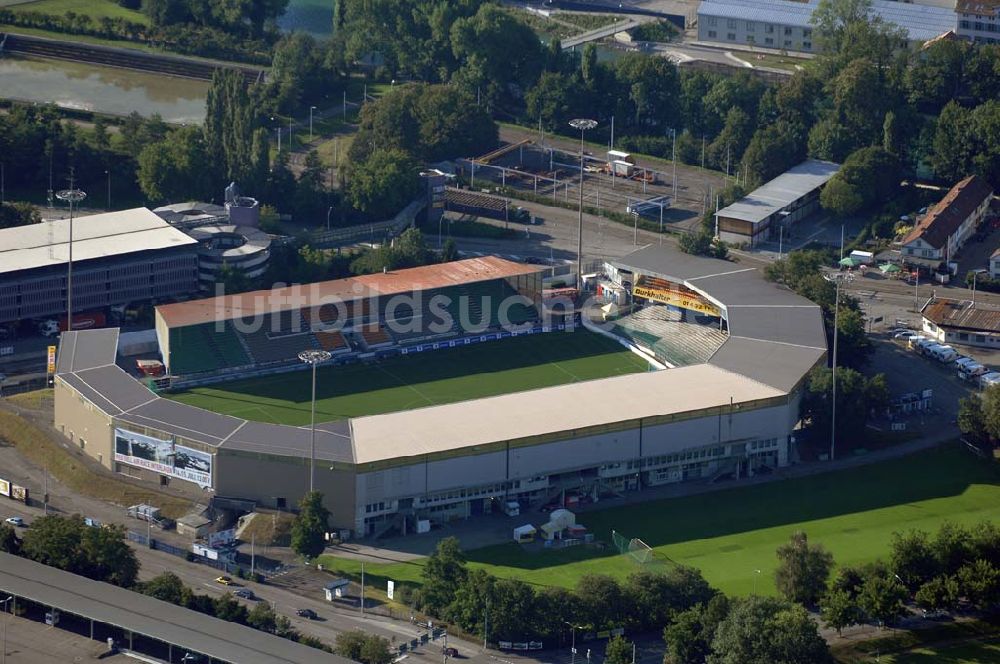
left=298, top=349, right=332, bottom=493
left=105, top=169, right=111, bottom=211
left=564, top=621, right=583, bottom=664
left=1, top=595, right=12, bottom=664
left=310, top=106, right=317, bottom=141
left=753, top=569, right=762, bottom=595
left=972, top=268, right=987, bottom=307
left=326, top=206, right=334, bottom=231
left=56, top=181, right=87, bottom=331
left=568, top=118, right=597, bottom=291
left=830, top=275, right=841, bottom=462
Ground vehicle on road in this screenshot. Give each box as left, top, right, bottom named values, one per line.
left=234, top=588, right=256, bottom=600
left=215, top=576, right=235, bottom=586
left=444, top=647, right=459, bottom=658
left=295, top=608, right=318, bottom=619
left=891, top=329, right=912, bottom=338
left=4, top=517, right=24, bottom=527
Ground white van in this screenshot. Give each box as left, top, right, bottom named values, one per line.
left=955, top=356, right=976, bottom=369
left=908, top=336, right=930, bottom=351
left=981, top=372, right=1000, bottom=388
left=931, top=346, right=958, bottom=363
left=959, top=363, right=988, bottom=381
left=918, top=341, right=943, bottom=356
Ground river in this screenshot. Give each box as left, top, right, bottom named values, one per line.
left=0, top=54, right=208, bottom=124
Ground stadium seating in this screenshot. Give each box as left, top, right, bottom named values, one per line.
left=359, top=324, right=393, bottom=349
left=169, top=322, right=252, bottom=375
left=240, top=323, right=321, bottom=365
left=611, top=305, right=727, bottom=367
left=314, top=330, right=350, bottom=353
left=443, top=281, right=539, bottom=332
left=305, top=299, right=369, bottom=329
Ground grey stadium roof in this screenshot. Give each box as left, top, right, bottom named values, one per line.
left=0, top=552, right=350, bottom=664
left=0, top=208, right=197, bottom=277
left=715, top=159, right=840, bottom=226
left=57, top=246, right=826, bottom=466
left=697, top=0, right=957, bottom=40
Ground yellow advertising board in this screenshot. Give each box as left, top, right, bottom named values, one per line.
left=0, top=478, right=9, bottom=497
left=632, top=286, right=721, bottom=317
left=47, top=345, right=57, bottom=374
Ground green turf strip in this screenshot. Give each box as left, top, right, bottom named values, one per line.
left=166, top=330, right=649, bottom=425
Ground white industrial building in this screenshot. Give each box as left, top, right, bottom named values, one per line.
left=715, top=159, right=840, bottom=248
left=697, top=0, right=957, bottom=52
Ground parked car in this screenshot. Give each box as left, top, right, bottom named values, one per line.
left=954, top=356, right=976, bottom=368
left=892, top=329, right=914, bottom=339
left=4, top=517, right=24, bottom=527
left=215, top=576, right=235, bottom=586
left=443, top=647, right=459, bottom=658
left=234, top=588, right=256, bottom=600
left=295, top=608, right=318, bottom=619
left=980, top=372, right=1000, bottom=388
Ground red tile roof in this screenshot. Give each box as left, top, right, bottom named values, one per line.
left=900, top=175, right=993, bottom=251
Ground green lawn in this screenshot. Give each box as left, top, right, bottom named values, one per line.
left=166, top=331, right=650, bottom=425
left=7, top=0, right=149, bottom=23
left=318, top=446, right=1000, bottom=597
left=885, top=639, right=1000, bottom=663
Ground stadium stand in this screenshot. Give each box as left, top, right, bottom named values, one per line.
left=315, top=330, right=350, bottom=353
left=168, top=322, right=251, bottom=375
left=611, top=306, right=727, bottom=367
left=359, top=324, right=393, bottom=349
left=240, top=324, right=320, bottom=365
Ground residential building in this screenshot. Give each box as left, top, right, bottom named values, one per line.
left=899, top=175, right=994, bottom=264
left=697, top=0, right=957, bottom=52
left=957, top=0, right=1000, bottom=43
left=922, top=297, right=1000, bottom=348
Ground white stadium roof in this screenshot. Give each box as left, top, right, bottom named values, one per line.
left=716, top=159, right=840, bottom=226
left=0, top=207, right=197, bottom=276
left=697, top=0, right=956, bottom=40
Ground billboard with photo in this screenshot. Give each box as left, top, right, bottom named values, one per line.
left=10, top=485, right=28, bottom=503
left=114, top=428, right=212, bottom=488
left=0, top=478, right=9, bottom=498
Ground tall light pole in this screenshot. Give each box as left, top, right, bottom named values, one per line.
left=1, top=595, right=12, bottom=664
left=105, top=169, right=111, bottom=211
left=565, top=621, right=581, bottom=664
left=310, top=106, right=317, bottom=141
left=56, top=180, right=87, bottom=331
left=972, top=269, right=986, bottom=307
left=298, top=349, right=332, bottom=493
left=830, top=276, right=841, bottom=462
left=569, top=118, right=597, bottom=291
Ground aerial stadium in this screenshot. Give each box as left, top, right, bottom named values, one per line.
left=53, top=248, right=827, bottom=537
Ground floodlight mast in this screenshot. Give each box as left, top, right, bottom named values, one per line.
left=568, top=118, right=597, bottom=291
left=299, top=349, right=333, bottom=492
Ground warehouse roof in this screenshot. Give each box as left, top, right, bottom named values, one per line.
left=715, top=159, right=840, bottom=226
left=922, top=297, right=1000, bottom=333
left=900, top=175, right=994, bottom=250
left=0, top=552, right=350, bottom=664
left=56, top=329, right=120, bottom=373
left=697, top=0, right=957, bottom=41
left=349, top=364, right=783, bottom=464
left=157, top=256, right=544, bottom=328
left=0, top=208, right=197, bottom=276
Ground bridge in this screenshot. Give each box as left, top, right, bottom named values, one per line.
left=561, top=17, right=650, bottom=49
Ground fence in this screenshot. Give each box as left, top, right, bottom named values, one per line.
left=306, top=199, right=425, bottom=249
left=0, top=377, right=49, bottom=398
left=127, top=530, right=235, bottom=573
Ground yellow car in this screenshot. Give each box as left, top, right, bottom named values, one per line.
left=215, top=576, right=235, bottom=586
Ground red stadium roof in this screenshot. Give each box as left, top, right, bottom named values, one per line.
left=157, top=256, right=543, bottom=328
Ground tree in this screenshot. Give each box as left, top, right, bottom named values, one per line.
left=0, top=524, right=19, bottom=555
left=931, top=102, right=973, bottom=184
left=957, top=559, right=1000, bottom=610
left=247, top=601, right=278, bottom=633
left=0, top=201, right=42, bottom=229
left=604, top=635, right=632, bottom=664
left=213, top=593, right=249, bottom=624
left=708, top=596, right=832, bottom=664
left=820, top=588, right=861, bottom=636
left=664, top=594, right=730, bottom=664
left=203, top=69, right=257, bottom=187
left=526, top=72, right=577, bottom=132
left=218, top=262, right=253, bottom=294
left=140, top=572, right=192, bottom=606
left=450, top=4, right=543, bottom=94
left=857, top=574, right=907, bottom=628
left=819, top=178, right=864, bottom=216
left=983, top=384, right=1000, bottom=442
left=137, top=126, right=212, bottom=202
left=441, top=238, right=458, bottom=263
left=932, top=522, right=974, bottom=576
left=774, top=531, right=834, bottom=606
left=821, top=146, right=901, bottom=215
left=800, top=366, right=889, bottom=453
left=359, top=634, right=393, bottom=664
left=914, top=575, right=959, bottom=612
left=576, top=574, right=627, bottom=630
left=344, top=148, right=421, bottom=219
left=625, top=567, right=715, bottom=632
left=20, top=515, right=138, bottom=587
left=489, top=578, right=537, bottom=642
left=334, top=631, right=368, bottom=661
left=421, top=537, right=468, bottom=615
left=741, top=120, right=807, bottom=188
left=958, top=394, right=988, bottom=445
left=889, top=530, right=939, bottom=592
left=290, top=491, right=330, bottom=559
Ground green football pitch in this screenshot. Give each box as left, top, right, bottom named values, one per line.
left=317, top=446, right=1000, bottom=598
left=165, top=330, right=650, bottom=425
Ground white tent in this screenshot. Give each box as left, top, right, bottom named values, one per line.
left=513, top=524, right=536, bottom=543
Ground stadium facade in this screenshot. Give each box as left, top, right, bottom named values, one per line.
left=54, top=250, right=826, bottom=537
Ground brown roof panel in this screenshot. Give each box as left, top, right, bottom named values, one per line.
left=923, top=297, right=1000, bottom=333
left=157, top=256, right=544, bottom=329
left=900, top=175, right=993, bottom=250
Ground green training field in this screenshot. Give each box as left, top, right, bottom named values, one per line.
left=317, top=446, right=1000, bottom=597
left=883, top=639, right=1000, bottom=663
left=166, top=330, right=649, bottom=425
left=5, top=0, right=149, bottom=23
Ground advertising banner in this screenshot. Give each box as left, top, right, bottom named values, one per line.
left=47, top=345, right=57, bottom=374
left=114, top=429, right=212, bottom=488
left=10, top=485, right=28, bottom=503
left=0, top=478, right=9, bottom=497
left=633, top=282, right=720, bottom=317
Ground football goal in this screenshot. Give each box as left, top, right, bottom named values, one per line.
left=611, top=530, right=655, bottom=564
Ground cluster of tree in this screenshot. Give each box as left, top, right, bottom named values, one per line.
left=0, top=515, right=138, bottom=587
left=343, top=83, right=497, bottom=220
left=0, top=201, right=41, bottom=229
left=800, top=365, right=889, bottom=450
left=0, top=9, right=273, bottom=63
left=141, top=0, right=288, bottom=38
left=333, top=630, right=394, bottom=664
left=678, top=231, right=728, bottom=260
left=958, top=384, right=1000, bottom=449
left=819, top=147, right=901, bottom=217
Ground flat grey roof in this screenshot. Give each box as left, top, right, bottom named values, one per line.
left=715, top=159, right=840, bottom=226
left=708, top=337, right=826, bottom=392
left=57, top=329, right=120, bottom=373
left=0, top=552, right=350, bottom=664
left=697, top=0, right=956, bottom=40
left=0, top=208, right=197, bottom=276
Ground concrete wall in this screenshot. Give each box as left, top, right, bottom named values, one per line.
left=214, top=451, right=357, bottom=530
left=697, top=14, right=817, bottom=52
left=53, top=377, right=115, bottom=469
